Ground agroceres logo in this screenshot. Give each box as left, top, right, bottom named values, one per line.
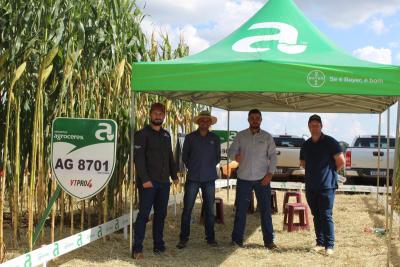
left=232, top=22, right=307, bottom=54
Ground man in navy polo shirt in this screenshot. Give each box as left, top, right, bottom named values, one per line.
left=300, top=114, right=345, bottom=256
left=176, top=111, right=221, bottom=249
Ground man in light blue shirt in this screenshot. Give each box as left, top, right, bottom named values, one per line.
left=228, top=109, right=277, bottom=250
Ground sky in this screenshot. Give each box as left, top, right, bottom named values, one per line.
left=136, top=0, right=400, bottom=144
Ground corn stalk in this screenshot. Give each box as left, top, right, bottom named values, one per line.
left=1, top=62, right=26, bottom=258
left=0, top=0, right=208, bottom=256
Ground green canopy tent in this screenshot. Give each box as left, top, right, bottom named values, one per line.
left=130, top=0, right=400, bottom=264
left=132, top=0, right=400, bottom=113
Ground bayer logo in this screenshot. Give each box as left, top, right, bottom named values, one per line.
left=307, top=70, right=325, bottom=88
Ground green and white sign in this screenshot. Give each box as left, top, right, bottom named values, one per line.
left=51, top=118, right=117, bottom=200
left=212, top=130, right=237, bottom=144
left=212, top=130, right=238, bottom=160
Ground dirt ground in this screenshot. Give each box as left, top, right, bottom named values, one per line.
left=4, top=189, right=400, bottom=267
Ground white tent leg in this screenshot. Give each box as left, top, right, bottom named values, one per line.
left=377, top=113, right=382, bottom=210
left=227, top=110, right=231, bottom=203
left=386, top=108, right=390, bottom=229
left=129, top=92, right=136, bottom=253
left=388, top=101, right=400, bottom=267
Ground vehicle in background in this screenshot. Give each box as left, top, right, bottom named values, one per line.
left=273, top=135, right=305, bottom=177
left=339, top=141, right=349, bottom=153
left=345, top=135, right=395, bottom=183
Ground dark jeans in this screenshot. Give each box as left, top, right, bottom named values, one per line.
left=133, top=181, right=170, bottom=253
left=180, top=180, right=215, bottom=242
left=232, top=178, right=274, bottom=245
left=305, top=189, right=335, bottom=249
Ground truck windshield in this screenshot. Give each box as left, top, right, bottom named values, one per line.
left=353, top=138, right=395, bottom=149
left=274, top=137, right=305, bottom=148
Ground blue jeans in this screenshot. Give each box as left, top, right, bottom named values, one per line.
left=133, top=181, right=170, bottom=253
left=305, top=189, right=335, bottom=249
left=180, top=180, right=215, bottom=242
left=232, top=179, right=274, bottom=245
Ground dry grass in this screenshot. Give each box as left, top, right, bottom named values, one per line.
left=4, top=189, right=400, bottom=267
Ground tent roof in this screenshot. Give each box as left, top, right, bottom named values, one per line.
left=132, top=0, right=400, bottom=113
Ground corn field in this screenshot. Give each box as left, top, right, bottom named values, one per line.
left=0, top=0, right=207, bottom=261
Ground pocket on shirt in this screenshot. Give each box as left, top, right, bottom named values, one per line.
left=256, top=140, right=269, bottom=156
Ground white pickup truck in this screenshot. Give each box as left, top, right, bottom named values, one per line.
left=273, top=135, right=305, bottom=177
left=345, top=135, right=395, bottom=181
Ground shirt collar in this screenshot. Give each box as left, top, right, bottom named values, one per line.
left=195, top=129, right=210, bottom=137
left=146, top=124, right=164, bottom=133
left=311, top=133, right=325, bottom=143
left=248, top=128, right=261, bottom=135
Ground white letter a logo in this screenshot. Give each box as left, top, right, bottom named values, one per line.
left=232, top=22, right=307, bottom=54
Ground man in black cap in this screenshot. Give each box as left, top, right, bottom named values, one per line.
left=133, top=102, right=179, bottom=259
left=300, top=114, right=345, bottom=256
left=177, top=111, right=221, bottom=249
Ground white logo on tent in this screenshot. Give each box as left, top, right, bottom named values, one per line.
left=232, top=22, right=307, bottom=54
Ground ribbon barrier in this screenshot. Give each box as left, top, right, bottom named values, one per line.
left=271, top=181, right=390, bottom=194
left=2, top=214, right=130, bottom=267
left=218, top=179, right=391, bottom=194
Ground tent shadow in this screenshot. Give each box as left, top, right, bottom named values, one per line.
left=50, top=199, right=268, bottom=267
left=244, top=242, right=311, bottom=254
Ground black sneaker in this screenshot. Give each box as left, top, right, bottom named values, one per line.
left=231, top=240, right=244, bottom=248
left=207, top=240, right=218, bottom=247
left=265, top=242, right=278, bottom=251
left=153, top=247, right=166, bottom=254
left=176, top=240, right=188, bottom=249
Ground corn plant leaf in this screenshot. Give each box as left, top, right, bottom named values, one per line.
left=41, top=65, right=53, bottom=84
left=115, top=59, right=125, bottom=79
left=42, top=47, right=59, bottom=70
left=12, top=62, right=27, bottom=85
left=0, top=51, right=9, bottom=68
